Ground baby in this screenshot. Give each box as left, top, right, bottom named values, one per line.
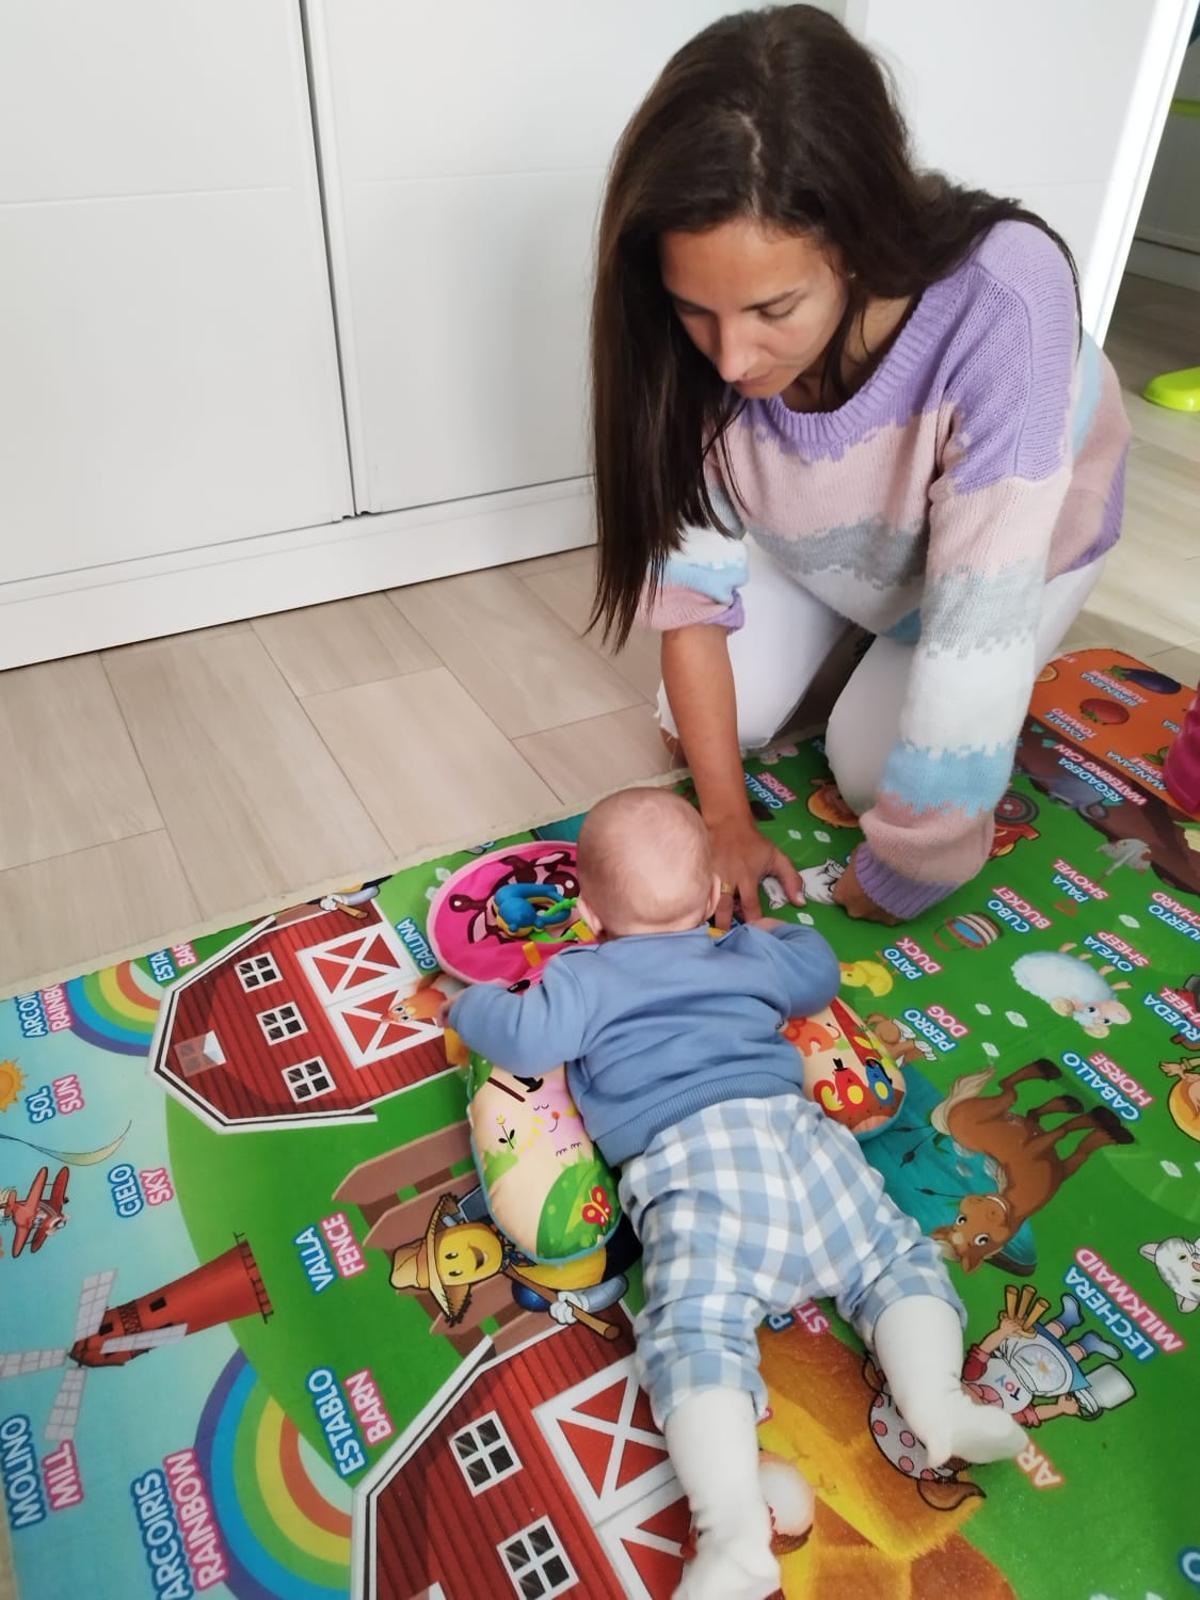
left=449, top=787, right=1024, bottom=1600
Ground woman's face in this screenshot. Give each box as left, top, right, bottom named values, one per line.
left=659, top=217, right=848, bottom=398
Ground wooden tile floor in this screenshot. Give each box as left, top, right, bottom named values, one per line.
left=1, top=272, right=1198, bottom=996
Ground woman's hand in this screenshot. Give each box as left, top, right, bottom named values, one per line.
left=832, top=854, right=899, bottom=925
left=707, top=813, right=805, bottom=930
left=659, top=626, right=804, bottom=927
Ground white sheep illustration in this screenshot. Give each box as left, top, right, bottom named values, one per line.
left=1011, top=942, right=1132, bottom=1038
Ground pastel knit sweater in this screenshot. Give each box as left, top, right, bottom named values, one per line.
left=642, top=222, right=1130, bottom=917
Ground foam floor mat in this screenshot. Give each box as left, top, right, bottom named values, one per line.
left=0, top=649, right=1196, bottom=1600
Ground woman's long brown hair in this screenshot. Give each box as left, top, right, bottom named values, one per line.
left=590, top=4, right=1078, bottom=645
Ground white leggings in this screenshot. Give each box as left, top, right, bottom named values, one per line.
left=658, top=538, right=1105, bottom=814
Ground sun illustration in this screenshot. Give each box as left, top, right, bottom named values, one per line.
left=0, top=1061, right=26, bottom=1112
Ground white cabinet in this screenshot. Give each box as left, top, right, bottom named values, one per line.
left=0, top=1, right=352, bottom=584
left=305, top=0, right=740, bottom=515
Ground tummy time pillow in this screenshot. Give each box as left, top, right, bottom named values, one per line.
left=433, top=852, right=904, bottom=1259
left=782, top=994, right=906, bottom=1140
left=452, top=991, right=905, bottom=1263
left=460, top=1046, right=621, bottom=1264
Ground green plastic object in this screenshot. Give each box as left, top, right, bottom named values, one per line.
left=1143, top=365, right=1200, bottom=412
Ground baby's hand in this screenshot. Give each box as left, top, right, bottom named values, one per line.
left=754, top=917, right=792, bottom=932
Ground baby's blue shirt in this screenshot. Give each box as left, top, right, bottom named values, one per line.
left=448, top=922, right=841, bottom=1166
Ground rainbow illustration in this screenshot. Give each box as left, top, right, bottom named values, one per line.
left=196, top=1351, right=352, bottom=1600
left=65, top=960, right=162, bottom=1056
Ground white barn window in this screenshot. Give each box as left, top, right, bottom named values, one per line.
left=258, top=1003, right=307, bottom=1045
left=236, top=953, right=281, bottom=991
left=498, top=1518, right=576, bottom=1598
left=450, top=1412, right=521, bottom=1495
left=282, top=1057, right=335, bottom=1103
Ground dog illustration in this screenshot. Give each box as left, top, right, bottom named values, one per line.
left=865, top=1011, right=936, bottom=1067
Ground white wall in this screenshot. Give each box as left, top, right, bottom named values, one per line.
left=844, top=0, right=1194, bottom=340
left=0, top=1, right=352, bottom=585
left=1129, top=39, right=1200, bottom=289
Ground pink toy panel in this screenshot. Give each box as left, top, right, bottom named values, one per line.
left=426, top=842, right=583, bottom=985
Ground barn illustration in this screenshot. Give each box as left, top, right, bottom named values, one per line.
left=149, top=899, right=451, bottom=1131
left=354, top=1319, right=691, bottom=1600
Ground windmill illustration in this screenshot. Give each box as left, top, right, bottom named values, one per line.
left=0, top=1240, right=271, bottom=1441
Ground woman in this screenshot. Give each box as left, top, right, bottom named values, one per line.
left=590, top=5, right=1129, bottom=928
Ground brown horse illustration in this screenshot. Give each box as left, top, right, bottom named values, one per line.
left=930, top=1060, right=1134, bottom=1272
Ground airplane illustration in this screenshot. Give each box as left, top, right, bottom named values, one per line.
left=0, top=1166, right=69, bottom=1258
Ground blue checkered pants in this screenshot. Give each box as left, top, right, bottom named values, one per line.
left=619, top=1094, right=964, bottom=1427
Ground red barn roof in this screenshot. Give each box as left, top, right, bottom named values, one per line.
left=149, top=902, right=451, bottom=1131
left=355, top=1320, right=690, bottom=1600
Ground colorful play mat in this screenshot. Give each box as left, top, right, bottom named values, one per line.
left=0, top=647, right=1197, bottom=1600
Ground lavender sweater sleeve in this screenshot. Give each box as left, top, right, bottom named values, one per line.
left=855, top=228, right=1084, bottom=916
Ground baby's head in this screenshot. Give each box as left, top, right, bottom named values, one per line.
left=576, top=787, right=719, bottom=937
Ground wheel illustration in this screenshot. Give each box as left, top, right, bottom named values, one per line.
left=995, top=789, right=1039, bottom=825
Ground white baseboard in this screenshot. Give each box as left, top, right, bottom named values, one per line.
left=1126, top=236, right=1200, bottom=293
left=0, top=479, right=595, bottom=668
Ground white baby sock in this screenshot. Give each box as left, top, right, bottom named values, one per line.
left=873, top=1294, right=1027, bottom=1469
left=664, top=1387, right=782, bottom=1600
